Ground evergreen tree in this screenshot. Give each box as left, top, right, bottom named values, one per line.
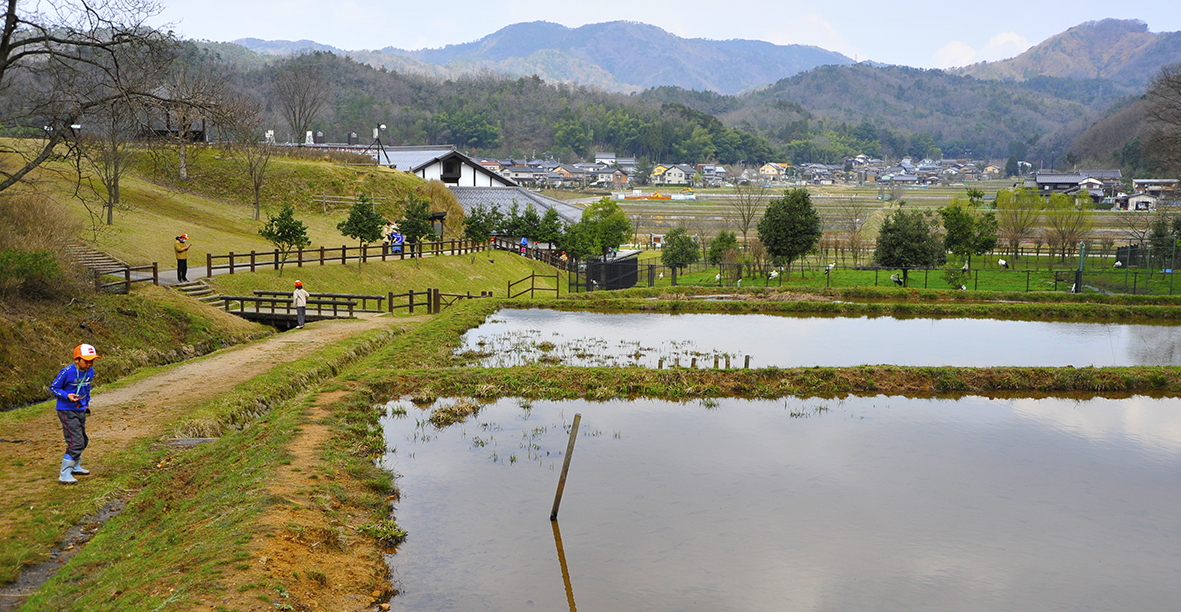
left=708, top=231, right=738, bottom=264
left=873, top=207, right=946, bottom=286
left=538, top=208, right=565, bottom=246
left=463, top=204, right=504, bottom=242
left=662, top=227, right=700, bottom=272
left=398, top=192, right=435, bottom=257
left=258, top=203, right=311, bottom=277
left=757, top=188, right=822, bottom=278
left=337, top=194, right=386, bottom=271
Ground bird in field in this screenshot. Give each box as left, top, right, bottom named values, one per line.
left=716, top=273, right=721, bottom=281
left=769, top=269, right=780, bottom=279
left=658, top=272, right=664, bottom=280
left=890, top=273, right=903, bottom=286
left=999, top=259, right=1009, bottom=269
left=737, top=279, right=742, bottom=288
left=962, top=262, right=969, bottom=271
left=1114, top=261, right=1123, bottom=268
left=823, top=264, right=834, bottom=276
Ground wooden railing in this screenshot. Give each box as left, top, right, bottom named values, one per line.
left=387, top=288, right=494, bottom=314
left=206, top=239, right=488, bottom=274
left=95, top=263, right=158, bottom=294
left=219, top=296, right=357, bottom=318
left=253, top=290, right=385, bottom=312
left=508, top=272, right=560, bottom=299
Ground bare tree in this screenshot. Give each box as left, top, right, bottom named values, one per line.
left=77, top=98, right=143, bottom=225
left=1145, top=64, right=1181, bottom=173
left=836, top=197, right=871, bottom=265
left=0, top=0, right=173, bottom=194
left=729, top=182, right=768, bottom=250
left=995, top=188, right=1041, bottom=259
left=272, top=54, right=330, bottom=145
left=219, top=97, right=272, bottom=220
left=149, top=51, right=227, bottom=181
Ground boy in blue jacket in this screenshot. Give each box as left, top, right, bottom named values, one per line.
left=49, top=344, right=101, bottom=484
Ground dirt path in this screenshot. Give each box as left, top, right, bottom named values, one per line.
left=0, top=312, right=401, bottom=552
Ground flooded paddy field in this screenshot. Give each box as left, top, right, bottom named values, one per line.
left=381, top=396, right=1181, bottom=611
left=458, top=309, right=1181, bottom=368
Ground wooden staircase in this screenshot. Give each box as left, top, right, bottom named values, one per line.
left=65, top=243, right=130, bottom=276
left=174, top=279, right=221, bottom=306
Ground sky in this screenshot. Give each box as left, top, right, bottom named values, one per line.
left=154, top=1, right=1181, bottom=70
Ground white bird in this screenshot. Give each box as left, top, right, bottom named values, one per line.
left=998, top=259, right=1009, bottom=269
left=959, top=284, right=967, bottom=290
left=824, top=263, right=835, bottom=276
left=1114, top=261, right=1123, bottom=268
left=769, top=269, right=779, bottom=279
left=716, top=273, right=721, bottom=281
left=961, top=262, right=969, bottom=271
left=890, top=273, right=903, bottom=286
left=737, top=279, right=742, bottom=288
left=658, top=272, right=664, bottom=279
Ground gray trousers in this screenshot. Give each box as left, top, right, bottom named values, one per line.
left=297, top=306, right=306, bottom=327
left=57, top=410, right=88, bottom=460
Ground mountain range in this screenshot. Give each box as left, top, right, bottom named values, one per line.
left=235, top=21, right=853, bottom=95
left=225, top=18, right=1180, bottom=167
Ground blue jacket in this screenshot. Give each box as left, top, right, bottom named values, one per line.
left=50, top=364, right=94, bottom=411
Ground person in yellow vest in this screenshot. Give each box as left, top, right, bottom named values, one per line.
left=174, top=233, right=191, bottom=282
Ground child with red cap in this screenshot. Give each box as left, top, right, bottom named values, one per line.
left=293, top=280, right=310, bottom=328
left=49, top=344, right=100, bottom=484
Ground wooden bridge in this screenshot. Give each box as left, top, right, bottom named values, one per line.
left=219, top=292, right=383, bottom=330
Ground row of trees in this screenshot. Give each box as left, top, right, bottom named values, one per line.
left=258, top=193, right=439, bottom=275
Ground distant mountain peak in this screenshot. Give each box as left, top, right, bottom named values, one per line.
left=956, top=18, right=1178, bottom=87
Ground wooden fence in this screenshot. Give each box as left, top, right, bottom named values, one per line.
left=206, top=238, right=488, bottom=274
left=387, top=288, right=494, bottom=314
left=508, top=272, right=560, bottom=299
left=95, top=264, right=158, bottom=294
left=253, top=290, right=386, bottom=312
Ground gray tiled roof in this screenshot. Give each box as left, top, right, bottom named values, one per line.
left=377, top=146, right=456, bottom=170
left=448, top=187, right=584, bottom=224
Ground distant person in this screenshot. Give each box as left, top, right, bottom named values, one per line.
left=49, top=344, right=100, bottom=484
left=174, top=233, right=190, bottom=282
left=520, top=236, right=528, bottom=255
left=292, top=280, right=310, bottom=329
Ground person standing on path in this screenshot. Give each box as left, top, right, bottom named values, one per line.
left=49, top=344, right=100, bottom=484
left=174, top=233, right=191, bottom=282
left=292, top=280, right=310, bottom=329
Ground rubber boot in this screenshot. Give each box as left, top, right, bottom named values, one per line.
left=59, top=458, right=78, bottom=484
left=72, top=457, right=90, bottom=475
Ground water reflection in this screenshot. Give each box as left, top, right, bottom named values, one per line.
left=457, top=309, right=1181, bottom=367
left=380, top=396, right=1181, bottom=611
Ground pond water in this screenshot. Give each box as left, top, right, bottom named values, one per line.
left=458, top=309, right=1181, bottom=367
left=380, top=395, right=1181, bottom=611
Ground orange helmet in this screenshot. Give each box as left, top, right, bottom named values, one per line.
left=73, top=343, right=100, bottom=361
left=294, top=280, right=303, bottom=287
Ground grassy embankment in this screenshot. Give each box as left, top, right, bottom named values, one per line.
left=6, top=327, right=400, bottom=610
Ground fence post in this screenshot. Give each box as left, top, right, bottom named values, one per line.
left=123, top=267, right=131, bottom=293
left=298, top=248, right=303, bottom=268
left=1026, top=270, right=1030, bottom=292
left=531, top=272, right=536, bottom=298
left=250, top=250, right=256, bottom=272
left=388, top=291, right=394, bottom=313
left=433, top=288, right=441, bottom=313
left=153, top=262, right=158, bottom=285
left=229, top=252, right=235, bottom=275
left=362, top=244, right=368, bottom=264
left=342, top=245, right=347, bottom=265
left=409, top=291, right=415, bottom=314
left=273, top=249, right=279, bottom=270
left=319, top=246, right=325, bottom=266
left=206, top=253, right=212, bottom=278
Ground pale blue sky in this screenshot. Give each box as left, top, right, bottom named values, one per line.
left=155, top=0, right=1181, bottom=69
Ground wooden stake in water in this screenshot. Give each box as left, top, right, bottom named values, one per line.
left=550, top=413, right=582, bottom=521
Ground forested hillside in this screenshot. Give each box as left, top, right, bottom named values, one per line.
left=209, top=17, right=1181, bottom=172
left=957, top=19, right=1181, bottom=92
